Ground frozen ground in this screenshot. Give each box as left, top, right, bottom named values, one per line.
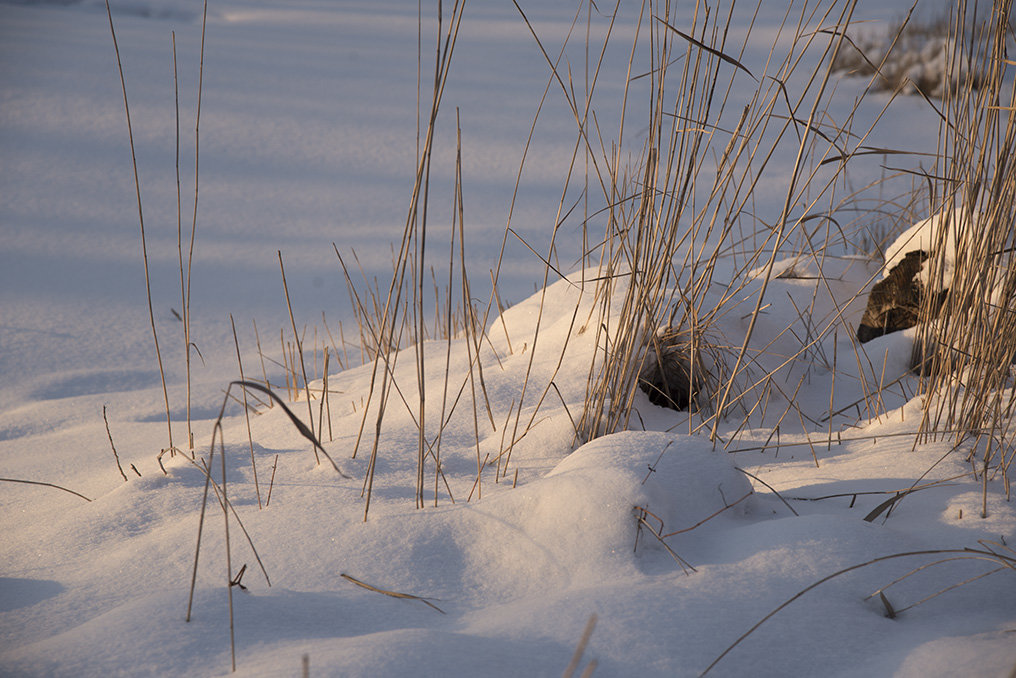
left=1, top=1, right=1014, bottom=676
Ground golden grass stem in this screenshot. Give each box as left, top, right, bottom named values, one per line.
left=0, top=477, right=91, bottom=502
left=340, top=573, right=445, bottom=614
left=279, top=251, right=319, bottom=465
left=231, top=314, right=261, bottom=510
left=105, top=0, right=176, bottom=457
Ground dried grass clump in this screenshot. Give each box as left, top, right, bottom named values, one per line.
left=831, top=11, right=985, bottom=98
left=574, top=0, right=888, bottom=443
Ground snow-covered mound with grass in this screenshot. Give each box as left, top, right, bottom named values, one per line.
left=2, top=1, right=1014, bottom=677
left=4, top=262, right=1014, bottom=677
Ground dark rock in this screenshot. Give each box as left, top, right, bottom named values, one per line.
left=638, top=338, right=700, bottom=411
left=857, top=250, right=946, bottom=343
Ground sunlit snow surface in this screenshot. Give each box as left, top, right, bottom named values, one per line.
left=1, top=1, right=1014, bottom=676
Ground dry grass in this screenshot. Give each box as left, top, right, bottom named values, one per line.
left=103, top=0, right=1016, bottom=521
left=909, top=0, right=1016, bottom=514
left=189, top=0, right=920, bottom=524
left=106, top=0, right=1016, bottom=533
left=830, top=7, right=986, bottom=98
left=565, top=0, right=890, bottom=444
left=279, top=0, right=1016, bottom=514
left=106, top=0, right=178, bottom=459
left=102, top=1, right=1016, bottom=673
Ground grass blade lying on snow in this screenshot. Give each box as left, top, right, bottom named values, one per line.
left=700, top=547, right=1016, bottom=676
left=0, top=477, right=92, bottom=502
left=340, top=573, right=445, bottom=614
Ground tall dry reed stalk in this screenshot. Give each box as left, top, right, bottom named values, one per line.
left=110, top=0, right=208, bottom=459
left=179, top=0, right=209, bottom=453
left=106, top=0, right=177, bottom=458
left=347, top=0, right=467, bottom=520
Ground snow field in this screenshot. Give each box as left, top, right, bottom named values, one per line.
left=2, top=0, right=1015, bottom=676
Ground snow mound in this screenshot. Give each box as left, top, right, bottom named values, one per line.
left=505, top=431, right=751, bottom=578
left=883, top=207, right=971, bottom=290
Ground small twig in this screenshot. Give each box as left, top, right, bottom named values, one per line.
left=231, top=315, right=262, bottom=509
left=634, top=507, right=696, bottom=574
left=321, top=349, right=333, bottom=442
left=726, top=427, right=991, bottom=454
left=184, top=450, right=271, bottom=658
left=253, top=319, right=273, bottom=408
left=230, top=563, right=248, bottom=591
left=102, top=405, right=128, bottom=482
left=105, top=0, right=175, bottom=455
left=734, top=467, right=799, bottom=517
left=662, top=491, right=753, bottom=537
left=279, top=251, right=319, bottom=465
left=467, top=452, right=491, bottom=502
left=550, top=381, right=580, bottom=438
left=642, top=441, right=674, bottom=485
left=879, top=591, right=896, bottom=619
left=266, top=454, right=279, bottom=508
left=219, top=417, right=237, bottom=673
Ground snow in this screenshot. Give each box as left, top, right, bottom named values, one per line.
left=882, top=207, right=970, bottom=290
left=2, top=1, right=1014, bottom=677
